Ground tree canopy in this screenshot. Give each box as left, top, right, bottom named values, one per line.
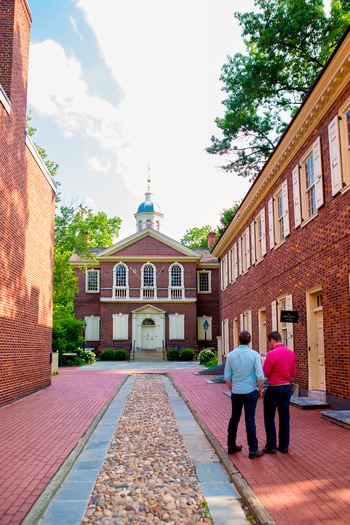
left=207, top=0, right=350, bottom=179
left=181, top=225, right=213, bottom=248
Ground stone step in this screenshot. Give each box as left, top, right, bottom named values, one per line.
left=290, top=396, right=330, bottom=409
left=320, top=410, right=350, bottom=430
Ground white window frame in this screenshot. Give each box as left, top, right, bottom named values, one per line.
left=114, top=262, right=129, bottom=299
left=222, top=318, right=230, bottom=356
left=113, top=313, right=128, bottom=340
left=239, top=310, right=252, bottom=347
left=169, top=314, right=185, bottom=340
left=293, top=137, right=323, bottom=227
left=141, top=262, right=157, bottom=299
left=86, top=269, right=100, bottom=293
left=85, top=315, right=100, bottom=341
left=268, top=181, right=290, bottom=249
left=272, top=295, right=294, bottom=351
left=329, top=101, right=350, bottom=195
left=197, top=270, right=211, bottom=294
left=254, top=208, right=267, bottom=262
left=169, top=263, right=184, bottom=299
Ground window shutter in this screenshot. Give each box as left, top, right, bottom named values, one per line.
left=170, top=314, right=185, bottom=339
left=113, top=314, right=128, bottom=340
left=233, top=243, right=238, bottom=281
left=238, top=239, right=242, bottom=275
left=246, top=227, right=251, bottom=269
left=328, top=116, right=343, bottom=196
left=313, top=137, right=324, bottom=209
left=228, top=249, right=232, bottom=284
left=285, top=295, right=294, bottom=351
left=282, top=180, right=290, bottom=237
left=292, top=165, right=302, bottom=227
left=85, top=316, right=100, bottom=341
left=261, top=209, right=267, bottom=256
left=247, top=310, right=252, bottom=347
left=271, top=301, right=277, bottom=331
left=240, top=313, right=244, bottom=331
left=220, top=260, right=223, bottom=290
left=250, top=221, right=255, bottom=265
left=268, top=198, right=275, bottom=249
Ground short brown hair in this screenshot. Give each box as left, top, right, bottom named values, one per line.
left=239, top=330, right=251, bottom=345
left=267, top=331, right=282, bottom=343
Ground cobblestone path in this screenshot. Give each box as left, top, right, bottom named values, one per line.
left=81, top=374, right=214, bottom=524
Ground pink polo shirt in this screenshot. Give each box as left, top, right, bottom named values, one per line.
left=263, top=343, right=296, bottom=385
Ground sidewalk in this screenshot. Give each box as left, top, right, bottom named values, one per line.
left=0, top=363, right=349, bottom=525
left=170, top=370, right=350, bottom=525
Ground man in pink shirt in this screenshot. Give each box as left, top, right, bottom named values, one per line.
left=263, top=331, right=297, bottom=454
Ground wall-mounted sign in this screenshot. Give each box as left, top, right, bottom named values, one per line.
left=280, top=310, right=299, bottom=323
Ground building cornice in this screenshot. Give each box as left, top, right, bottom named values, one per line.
left=213, top=30, right=350, bottom=257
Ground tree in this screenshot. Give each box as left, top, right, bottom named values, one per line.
left=216, top=201, right=241, bottom=238
left=181, top=225, right=213, bottom=248
left=26, top=113, right=60, bottom=180
left=54, top=204, right=122, bottom=313
left=207, top=0, right=350, bottom=179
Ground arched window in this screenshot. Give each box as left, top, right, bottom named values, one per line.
left=142, top=263, right=156, bottom=299
left=114, top=263, right=128, bottom=299
left=115, top=264, right=126, bottom=287
left=143, top=264, right=154, bottom=287
left=169, top=263, right=184, bottom=299
left=171, top=264, right=182, bottom=287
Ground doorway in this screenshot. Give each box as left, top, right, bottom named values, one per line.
left=307, top=288, right=325, bottom=398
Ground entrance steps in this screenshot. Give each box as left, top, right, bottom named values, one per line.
left=133, top=350, right=166, bottom=362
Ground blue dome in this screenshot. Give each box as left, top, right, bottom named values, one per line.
left=137, top=199, right=161, bottom=213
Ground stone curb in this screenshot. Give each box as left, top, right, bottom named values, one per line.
left=169, top=376, right=276, bottom=525
left=21, top=376, right=129, bottom=525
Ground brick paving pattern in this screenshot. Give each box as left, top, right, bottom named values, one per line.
left=0, top=365, right=350, bottom=524
left=0, top=369, right=127, bottom=525
left=169, top=370, right=350, bottom=525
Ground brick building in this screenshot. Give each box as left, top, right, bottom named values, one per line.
left=212, top=29, right=350, bottom=409
left=0, top=0, right=56, bottom=406
left=71, top=181, right=220, bottom=358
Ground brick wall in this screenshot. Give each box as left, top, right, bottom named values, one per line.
left=218, top=82, right=350, bottom=407
left=0, top=0, right=56, bottom=407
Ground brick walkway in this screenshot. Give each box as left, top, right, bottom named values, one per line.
left=169, top=370, right=350, bottom=525
left=0, top=369, right=127, bottom=525
left=1, top=365, right=350, bottom=525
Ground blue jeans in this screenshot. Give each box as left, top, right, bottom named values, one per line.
left=263, top=385, right=292, bottom=450
left=228, top=390, right=259, bottom=453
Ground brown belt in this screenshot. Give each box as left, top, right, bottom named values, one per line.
left=268, top=383, right=291, bottom=386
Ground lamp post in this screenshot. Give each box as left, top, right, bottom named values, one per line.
left=203, top=319, right=209, bottom=349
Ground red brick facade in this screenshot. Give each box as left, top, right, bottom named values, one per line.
left=213, top=30, right=350, bottom=409
left=0, top=0, right=56, bottom=407
left=72, top=230, right=220, bottom=356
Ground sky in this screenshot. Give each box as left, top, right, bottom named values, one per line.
left=27, top=0, right=258, bottom=241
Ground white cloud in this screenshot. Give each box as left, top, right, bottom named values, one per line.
left=28, top=39, right=124, bottom=150
left=87, top=156, right=111, bottom=173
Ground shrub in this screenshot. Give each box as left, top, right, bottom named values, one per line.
left=205, top=357, right=218, bottom=368
left=167, top=349, right=180, bottom=361
left=76, top=349, right=95, bottom=365
left=179, top=348, right=195, bottom=361
left=100, top=348, right=127, bottom=361
left=198, top=348, right=216, bottom=365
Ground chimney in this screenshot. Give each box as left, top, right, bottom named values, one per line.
left=207, top=231, right=216, bottom=249
left=0, top=0, right=32, bottom=104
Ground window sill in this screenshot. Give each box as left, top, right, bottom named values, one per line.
left=300, top=211, right=318, bottom=229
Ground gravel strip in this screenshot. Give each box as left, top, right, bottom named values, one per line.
left=81, top=374, right=213, bottom=524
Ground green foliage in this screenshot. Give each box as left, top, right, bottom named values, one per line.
left=26, top=113, right=60, bottom=180
left=52, top=309, right=85, bottom=354
left=167, top=349, right=180, bottom=361
left=198, top=349, right=216, bottom=365
left=216, top=201, right=241, bottom=239
left=100, top=348, right=127, bottom=361
left=76, top=349, right=96, bottom=365
left=205, top=357, right=218, bottom=369
left=207, top=0, right=350, bottom=179
left=181, top=225, right=213, bottom=248
left=179, top=348, right=195, bottom=361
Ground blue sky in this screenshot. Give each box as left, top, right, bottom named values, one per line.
left=27, top=0, right=257, bottom=241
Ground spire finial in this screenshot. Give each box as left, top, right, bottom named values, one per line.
left=147, top=162, right=151, bottom=189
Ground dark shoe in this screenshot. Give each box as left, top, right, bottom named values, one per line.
left=277, top=447, right=289, bottom=454
left=263, top=447, right=277, bottom=454
left=249, top=449, right=264, bottom=459
left=228, top=445, right=242, bottom=454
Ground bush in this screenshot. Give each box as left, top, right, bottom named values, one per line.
left=198, top=348, right=216, bottom=365
left=100, top=348, right=127, bottom=361
left=76, top=349, right=95, bottom=365
left=205, top=357, right=218, bottom=368
left=179, top=348, right=195, bottom=361
left=167, top=349, right=180, bottom=361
